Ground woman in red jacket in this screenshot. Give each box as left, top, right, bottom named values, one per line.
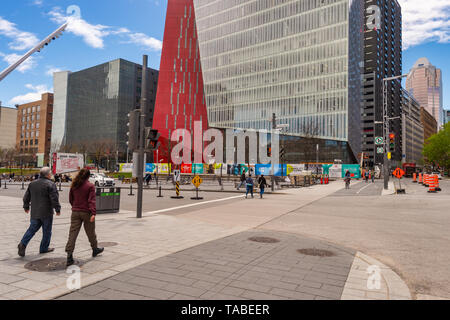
left=65, top=169, right=104, bottom=266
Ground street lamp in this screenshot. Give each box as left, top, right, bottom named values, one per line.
left=382, top=74, right=408, bottom=190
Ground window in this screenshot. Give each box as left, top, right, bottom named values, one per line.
left=37, top=105, right=40, bottom=112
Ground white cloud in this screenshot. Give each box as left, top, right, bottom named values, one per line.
left=9, top=84, right=51, bottom=105
left=48, top=7, right=162, bottom=51
left=126, top=33, right=162, bottom=51
left=0, top=52, right=37, bottom=73
left=33, top=0, right=43, bottom=6
left=49, top=8, right=109, bottom=49
left=399, top=0, right=450, bottom=49
left=0, top=17, right=39, bottom=50
left=45, top=66, right=62, bottom=76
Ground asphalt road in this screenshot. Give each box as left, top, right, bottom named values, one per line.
left=260, top=178, right=450, bottom=299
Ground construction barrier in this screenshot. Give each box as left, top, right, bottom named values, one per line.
left=428, top=175, right=436, bottom=193
left=423, top=174, right=429, bottom=187
left=435, top=175, right=441, bottom=192
left=412, top=173, right=417, bottom=183
left=418, top=173, right=422, bottom=184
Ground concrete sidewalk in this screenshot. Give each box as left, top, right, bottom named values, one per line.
left=0, top=181, right=411, bottom=300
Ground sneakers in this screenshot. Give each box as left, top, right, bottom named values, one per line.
left=18, top=243, right=26, bottom=257
left=66, top=253, right=74, bottom=267
left=92, top=247, right=104, bottom=257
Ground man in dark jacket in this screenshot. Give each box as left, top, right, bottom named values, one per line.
left=258, top=175, right=267, bottom=199
left=237, top=172, right=246, bottom=190
left=18, top=167, right=61, bottom=257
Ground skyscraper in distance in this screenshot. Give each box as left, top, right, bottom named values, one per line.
left=406, top=58, right=443, bottom=127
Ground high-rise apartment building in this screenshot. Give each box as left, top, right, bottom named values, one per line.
left=0, top=104, right=17, bottom=149
left=51, top=59, right=159, bottom=160
left=361, top=0, right=402, bottom=166
left=406, top=58, right=443, bottom=126
left=153, top=0, right=364, bottom=163
left=16, top=93, right=54, bottom=164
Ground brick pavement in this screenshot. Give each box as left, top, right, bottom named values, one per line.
left=59, top=230, right=357, bottom=300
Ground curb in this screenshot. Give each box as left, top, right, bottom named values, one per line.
left=341, top=251, right=411, bottom=300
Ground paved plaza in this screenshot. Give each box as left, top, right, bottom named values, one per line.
left=0, top=177, right=448, bottom=300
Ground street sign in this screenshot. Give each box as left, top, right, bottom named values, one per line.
left=173, top=170, right=180, bottom=182
left=375, top=137, right=384, bottom=145
left=191, top=175, right=203, bottom=188
left=392, top=168, right=405, bottom=179
left=376, top=147, right=384, bottom=154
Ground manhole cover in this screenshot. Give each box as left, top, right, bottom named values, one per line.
left=297, top=248, right=335, bottom=257
left=98, top=242, right=118, bottom=247
left=24, top=258, right=84, bottom=272
left=248, top=236, right=280, bottom=243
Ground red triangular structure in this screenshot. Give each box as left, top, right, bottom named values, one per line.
left=152, top=0, right=208, bottom=163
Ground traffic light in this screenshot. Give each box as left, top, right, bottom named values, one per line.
left=389, top=133, right=395, bottom=150
left=145, top=128, right=161, bottom=151
left=126, top=109, right=140, bottom=152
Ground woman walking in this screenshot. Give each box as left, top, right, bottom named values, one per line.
left=65, top=169, right=104, bottom=266
left=258, top=175, right=267, bottom=198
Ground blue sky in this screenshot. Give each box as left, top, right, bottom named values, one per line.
left=0, top=0, right=449, bottom=110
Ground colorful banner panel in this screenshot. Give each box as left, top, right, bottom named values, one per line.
left=342, top=164, right=361, bottom=178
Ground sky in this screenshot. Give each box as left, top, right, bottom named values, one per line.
left=0, top=0, right=449, bottom=110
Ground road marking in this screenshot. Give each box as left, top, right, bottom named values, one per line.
left=356, top=183, right=373, bottom=194
left=144, top=195, right=245, bottom=215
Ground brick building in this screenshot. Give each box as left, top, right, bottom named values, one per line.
left=16, top=93, right=53, bottom=165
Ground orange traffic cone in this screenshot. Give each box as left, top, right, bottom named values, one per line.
left=418, top=173, right=422, bottom=184
left=428, top=175, right=436, bottom=193
left=412, top=173, right=417, bottom=183
left=423, top=174, right=429, bottom=187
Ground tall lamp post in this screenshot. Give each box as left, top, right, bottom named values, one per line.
left=382, top=74, right=408, bottom=190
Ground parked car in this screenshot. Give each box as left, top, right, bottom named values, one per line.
left=89, top=172, right=115, bottom=187
left=432, top=172, right=442, bottom=180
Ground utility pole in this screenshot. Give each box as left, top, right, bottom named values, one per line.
left=382, top=74, right=408, bottom=190
left=136, top=55, right=148, bottom=219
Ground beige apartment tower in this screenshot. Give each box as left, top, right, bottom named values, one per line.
left=0, top=105, right=18, bottom=149
left=406, top=58, right=443, bottom=126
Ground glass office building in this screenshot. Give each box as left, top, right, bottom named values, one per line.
left=154, top=0, right=364, bottom=162
left=194, top=0, right=363, bottom=160
left=52, top=59, right=158, bottom=158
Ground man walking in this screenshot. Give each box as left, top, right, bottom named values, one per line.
left=18, top=167, right=61, bottom=257
left=245, top=175, right=254, bottom=198
left=237, top=172, right=246, bottom=190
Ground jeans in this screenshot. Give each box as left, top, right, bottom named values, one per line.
left=237, top=180, right=245, bottom=189
left=21, top=216, right=53, bottom=253
left=260, top=187, right=265, bottom=198
left=246, top=185, right=254, bottom=197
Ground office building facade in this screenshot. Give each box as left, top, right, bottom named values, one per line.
left=406, top=58, right=443, bottom=127
left=361, top=0, right=402, bottom=166
left=0, top=105, right=17, bottom=149
left=153, top=0, right=364, bottom=163
left=51, top=59, right=159, bottom=160
left=16, top=93, right=54, bottom=164
left=400, top=88, right=423, bottom=165
left=420, top=106, right=437, bottom=142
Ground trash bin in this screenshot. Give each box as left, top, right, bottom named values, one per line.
left=96, top=187, right=121, bottom=214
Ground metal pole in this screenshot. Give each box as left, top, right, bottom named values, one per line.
left=271, top=113, right=276, bottom=191
left=383, top=79, right=389, bottom=190
left=136, top=55, right=148, bottom=219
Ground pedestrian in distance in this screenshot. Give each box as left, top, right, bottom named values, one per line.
left=344, top=170, right=351, bottom=189
left=237, top=172, right=246, bottom=190
left=364, top=170, right=369, bottom=183
left=18, top=167, right=61, bottom=257
left=258, top=175, right=267, bottom=199
left=245, top=175, right=254, bottom=198
left=371, top=170, right=375, bottom=183
left=65, top=168, right=104, bottom=266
